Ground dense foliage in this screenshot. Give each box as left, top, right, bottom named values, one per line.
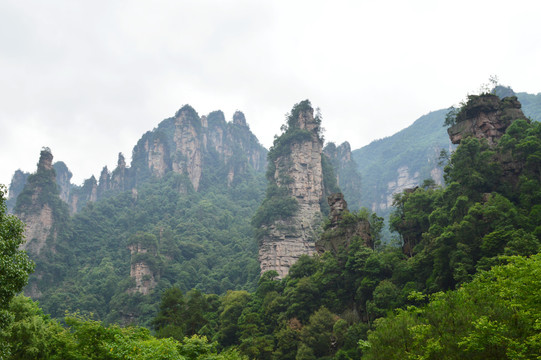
left=4, top=92, right=541, bottom=358
left=389, top=118, right=541, bottom=292
left=2, top=294, right=247, bottom=360
left=30, top=169, right=266, bottom=327
left=350, top=88, right=541, bottom=240
left=0, top=185, right=35, bottom=359
left=362, top=254, right=541, bottom=359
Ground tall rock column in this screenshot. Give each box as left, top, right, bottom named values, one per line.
left=14, top=148, right=69, bottom=257
left=256, top=100, right=328, bottom=278
left=172, top=105, right=203, bottom=191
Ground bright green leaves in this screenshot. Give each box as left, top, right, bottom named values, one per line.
left=0, top=185, right=35, bottom=359
left=363, top=254, right=541, bottom=359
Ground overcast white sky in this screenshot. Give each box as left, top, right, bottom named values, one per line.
left=1, top=0, right=540, bottom=187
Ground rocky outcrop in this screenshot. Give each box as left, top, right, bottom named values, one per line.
left=7, top=170, right=29, bottom=212
left=258, top=100, right=330, bottom=278
left=10, top=105, right=267, bottom=215
left=21, top=204, right=54, bottom=255
left=316, top=193, right=372, bottom=254
left=111, top=153, right=130, bottom=192
left=69, top=176, right=98, bottom=213
left=171, top=106, right=204, bottom=190
left=14, top=148, right=68, bottom=256
left=97, top=166, right=111, bottom=198
left=53, top=162, right=72, bottom=204
left=369, top=154, right=445, bottom=214
left=447, top=93, right=530, bottom=186
left=323, top=142, right=362, bottom=210
left=127, top=233, right=159, bottom=295
left=448, top=94, right=526, bottom=145
left=327, top=193, right=348, bottom=228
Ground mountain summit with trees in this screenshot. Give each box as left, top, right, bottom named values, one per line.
left=254, top=100, right=340, bottom=278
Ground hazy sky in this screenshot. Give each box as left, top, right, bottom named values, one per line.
left=2, top=0, right=540, bottom=187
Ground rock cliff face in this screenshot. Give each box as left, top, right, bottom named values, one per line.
left=126, top=232, right=160, bottom=295
left=316, top=193, right=372, bottom=254
left=447, top=94, right=529, bottom=186
left=258, top=100, right=333, bottom=278
left=9, top=105, right=267, bottom=213
left=53, top=162, right=72, bottom=204
left=128, top=243, right=157, bottom=295
left=170, top=107, right=204, bottom=190
left=323, top=142, right=362, bottom=210
left=448, top=94, right=526, bottom=145
left=14, top=148, right=69, bottom=256
left=377, top=165, right=420, bottom=212
left=7, top=170, right=29, bottom=212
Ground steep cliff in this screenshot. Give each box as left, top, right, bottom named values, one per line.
left=9, top=105, right=267, bottom=214
left=255, top=100, right=338, bottom=278
left=447, top=94, right=526, bottom=145
left=315, top=193, right=372, bottom=254
left=53, top=162, right=73, bottom=204
left=323, top=142, right=362, bottom=210
left=127, top=233, right=160, bottom=295
left=447, top=93, right=530, bottom=186
left=9, top=105, right=268, bottom=324
left=127, top=106, right=267, bottom=193
left=13, top=148, right=69, bottom=257
left=6, top=170, right=29, bottom=212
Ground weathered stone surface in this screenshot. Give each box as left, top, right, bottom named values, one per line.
left=21, top=204, right=54, bottom=255
left=447, top=94, right=529, bottom=187
left=328, top=192, right=347, bottom=228
left=172, top=108, right=203, bottom=191
left=146, top=136, right=169, bottom=178
left=259, top=103, right=325, bottom=278
left=7, top=170, right=29, bottom=212
left=369, top=165, right=420, bottom=212
left=127, top=243, right=157, bottom=295
left=111, top=153, right=129, bottom=192
left=53, top=162, right=72, bottom=204
left=448, top=95, right=525, bottom=145
left=16, top=148, right=61, bottom=256
left=233, top=111, right=248, bottom=127
left=97, top=166, right=111, bottom=198
left=316, top=192, right=372, bottom=254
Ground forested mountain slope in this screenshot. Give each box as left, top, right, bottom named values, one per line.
left=11, top=106, right=268, bottom=326
left=351, top=88, right=541, bottom=224
left=352, top=109, right=450, bottom=217
left=142, top=93, right=541, bottom=358
left=2, top=92, right=540, bottom=359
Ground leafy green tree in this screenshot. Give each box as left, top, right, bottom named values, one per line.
left=298, top=306, right=337, bottom=359
left=3, top=295, right=76, bottom=360
left=215, top=290, right=250, bottom=346
left=65, top=313, right=183, bottom=359
left=362, top=254, right=541, bottom=359
left=0, top=185, right=35, bottom=359
left=152, top=287, right=186, bottom=340
left=184, top=289, right=209, bottom=336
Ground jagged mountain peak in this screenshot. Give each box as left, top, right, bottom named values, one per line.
left=233, top=111, right=248, bottom=127
left=37, top=147, right=54, bottom=171
left=10, top=104, right=267, bottom=214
